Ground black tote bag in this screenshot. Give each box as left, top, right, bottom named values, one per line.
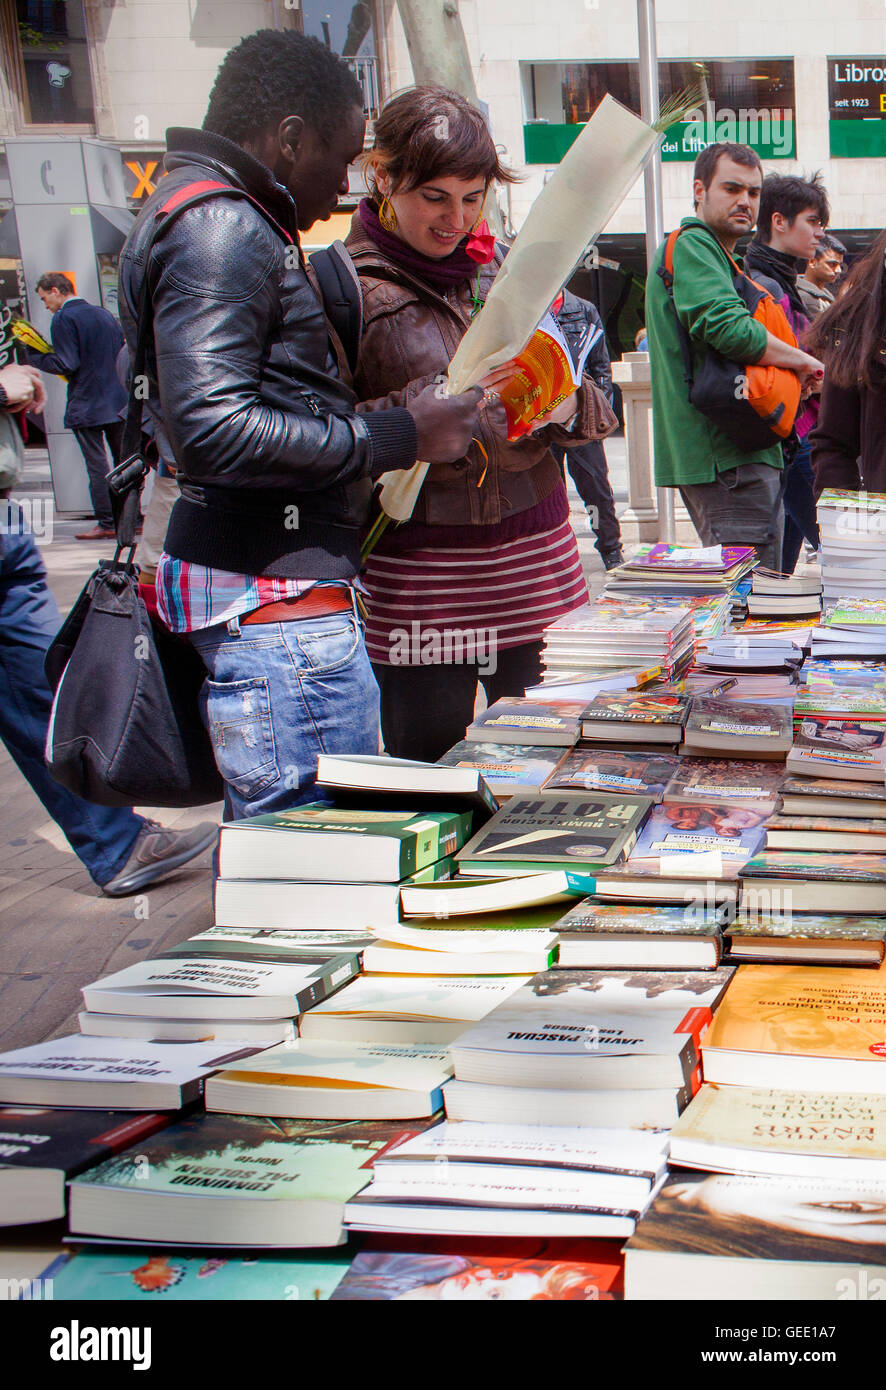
left=44, top=189, right=225, bottom=808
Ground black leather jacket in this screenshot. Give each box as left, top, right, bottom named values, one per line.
left=557, top=291, right=614, bottom=405
left=118, top=128, right=417, bottom=579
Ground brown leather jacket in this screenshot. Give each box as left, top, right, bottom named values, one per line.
left=345, top=214, right=617, bottom=527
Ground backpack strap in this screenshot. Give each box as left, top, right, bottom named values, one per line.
left=656, top=227, right=696, bottom=391
left=310, top=241, right=363, bottom=375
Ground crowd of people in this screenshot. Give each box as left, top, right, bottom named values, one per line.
left=1, top=27, right=883, bottom=864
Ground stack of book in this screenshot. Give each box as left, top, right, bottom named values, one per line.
left=817, top=487, right=886, bottom=605
left=344, top=1119, right=670, bottom=1239
left=604, top=543, right=757, bottom=599
left=746, top=567, right=822, bottom=619
left=441, top=967, right=733, bottom=1129
left=540, top=602, right=695, bottom=682
left=811, top=599, right=886, bottom=660
left=696, top=631, right=807, bottom=675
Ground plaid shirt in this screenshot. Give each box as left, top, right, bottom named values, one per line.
left=156, top=553, right=321, bottom=633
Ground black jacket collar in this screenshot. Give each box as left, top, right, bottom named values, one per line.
left=163, top=127, right=298, bottom=239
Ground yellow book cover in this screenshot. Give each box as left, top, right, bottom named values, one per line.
left=672, top=1083, right=886, bottom=1160
left=500, top=310, right=602, bottom=441
left=704, top=963, right=886, bottom=1062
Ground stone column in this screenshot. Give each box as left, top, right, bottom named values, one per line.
left=611, top=351, right=659, bottom=541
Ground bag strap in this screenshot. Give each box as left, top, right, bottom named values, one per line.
left=656, top=227, right=696, bottom=391
left=108, top=180, right=297, bottom=559
left=310, top=241, right=363, bottom=375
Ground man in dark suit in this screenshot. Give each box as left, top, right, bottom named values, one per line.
left=23, top=272, right=128, bottom=540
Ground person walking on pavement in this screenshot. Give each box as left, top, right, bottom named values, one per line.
left=19, top=272, right=128, bottom=541
left=0, top=362, right=217, bottom=896
left=553, top=294, right=624, bottom=571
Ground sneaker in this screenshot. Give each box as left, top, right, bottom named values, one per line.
left=601, top=548, right=625, bottom=571
left=75, top=525, right=116, bottom=541
left=101, top=820, right=218, bottom=897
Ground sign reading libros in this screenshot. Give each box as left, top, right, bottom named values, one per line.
left=828, top=57, right=886, bottom=158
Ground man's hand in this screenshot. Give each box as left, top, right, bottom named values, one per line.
left=407, top=383, right=483, bottom=463
left=0, top=364, right=46, bottom=413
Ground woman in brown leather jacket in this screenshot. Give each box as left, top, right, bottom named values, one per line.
left=347, top=86, right=617, bottom=761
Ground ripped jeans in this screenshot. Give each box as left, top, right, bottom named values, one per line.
left=189, top=608, right=380, bottom=822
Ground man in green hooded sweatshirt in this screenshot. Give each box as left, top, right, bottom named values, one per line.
left=645, top=142, right=824, bottom=570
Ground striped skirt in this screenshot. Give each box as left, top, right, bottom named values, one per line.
left=364, top=518, right=589, bottom=667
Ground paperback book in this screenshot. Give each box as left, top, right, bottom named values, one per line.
left=543, top=749, right=679, bottom=800
left=0, top=1107, right=172, bottom=1227
left=217, top=806, right=473, bottom=883
left=724, top=912, right=886, bottom=966
left=786, top=717, right=886, bottom=781
left=436, top=741, right=568, bottom=798
left=68, top=1112, right=433, bottom=1247
left=465, top=700, right=585, bottom=747
left=662, top=758, right=784, bottom=806
left=455, top=791, right=654, bottom=878
left=579, top=692, right=691, bottom=744
left=739, top=849, right=886, bottom=913
left=702, top=962, right=886, bottom=1091
left=623, top=801, right=769, bottom=876
left=552, top=900, right=725, bottom=970
left=0, top=1037, right=260, bottom=1109
left=681, top=698, right=793, bottom=758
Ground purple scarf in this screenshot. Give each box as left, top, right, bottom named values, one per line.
left=358, top=198, right=478, bottom=292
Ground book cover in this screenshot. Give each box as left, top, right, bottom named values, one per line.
left=543, top=605, right=693, bottom=642
left=779, top=776, right=886, bottom=803
left=703, top=963, right=886, bottom=1064
left=500, top=310, right=602, bottom=440
left=329, top=1240, right=623, bottom=1300
left=467, top=700, right=585, bottom=745
left=580, top=693, right=690, bottom=727
left=161, top=930, right=374, bottom=965
left=211, top=1041, right=453, bottom=1094
left=740, top=850, right=886, bottom=883
left=45, top=1248, right=351, bottom=1301
left=0, top=1038, right=257, bottom=1090
left=0, top=1107, right=172, bottom=1189
left=625, top=1167, right=886, bottom=1264
left=82, top=952, right=360, bottom=1018
left=626, top=802, right=769, bottom=874
left=304, top=974, right=528, bottom=1023
left=684, top=699, right=793, bottom=743
left=70, top=1112, right=425, bottom=1208
left=553, top=901, right=723, bottom=939
left=437, top=742, right=566, bottom=793
left=663, top=759, right=784, bottom=804
left=789, top=717, right=886, bottom=771
left=672, top=1083, right=886, bottom=1165
left=375, top=1119, right=668, bottom=1178
left=456, top=792, right=654, bottom=872
left=544, top=749, right=679, bottom=799
left=726, top=913, right=886, bottom=943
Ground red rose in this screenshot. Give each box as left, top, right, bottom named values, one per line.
left=465, top=219, right=496, bottom=264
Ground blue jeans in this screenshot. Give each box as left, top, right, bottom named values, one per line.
left=782, top=437, right=819, bottom=575
left=0, top=507, right=144, bottom=885
left=189, top=604, right=380, bottom=821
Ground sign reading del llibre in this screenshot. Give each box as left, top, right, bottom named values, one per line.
left=828, top=57, right=886, bottom=158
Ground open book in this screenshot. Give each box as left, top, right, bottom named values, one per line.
left=500, top=310, right=602, bottom=440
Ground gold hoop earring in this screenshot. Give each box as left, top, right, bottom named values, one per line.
left=379, top=195, right=398, bottom=232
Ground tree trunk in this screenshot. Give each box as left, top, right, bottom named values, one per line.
left=394, top=0, right=479, bottom=101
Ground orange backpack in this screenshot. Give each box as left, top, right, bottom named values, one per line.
left=659, top=226, right=802, bottom=450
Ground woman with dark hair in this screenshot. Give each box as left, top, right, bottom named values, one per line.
left=807, top=228, right=886, bottom=495
left=346, top=87, right=617, bottom=762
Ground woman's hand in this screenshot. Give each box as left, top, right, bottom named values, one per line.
left=527, top=388, right=578, bottom=434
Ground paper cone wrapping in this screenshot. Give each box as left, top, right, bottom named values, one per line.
left=447, top=96, right=660, bottom=395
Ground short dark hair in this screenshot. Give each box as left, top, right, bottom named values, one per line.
left=756, top=172, right=829, bottom=241
left=366, top=86, right=517, bottom=197
left=693, top=142, right=762, bottom=195
left=36, top=272, right=74, bottom=295
left=813, top=233, right=846, bottom=260
left=203, top=29, right=364, bottom=145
